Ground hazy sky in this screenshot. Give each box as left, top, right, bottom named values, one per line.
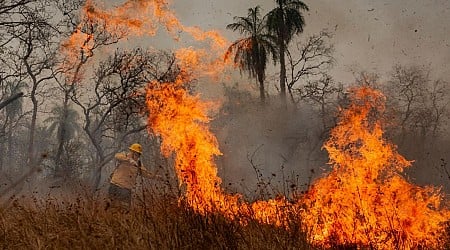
left=171, top=1, right=450, bottom=187
left=172, top=0, right=450, bottom=84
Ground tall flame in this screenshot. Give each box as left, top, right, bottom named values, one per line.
left=301, top=87, right=449, bottom=248
left=145, top=75, right=290, bottom=224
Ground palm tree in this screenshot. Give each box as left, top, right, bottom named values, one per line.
left=44, top=104, right=81, bottom=176
left=45, top=104, right=81, bottom=141
left=225, top=6, right=277, bottom=103
left=4, top=81, right=25, bottom=120
left=2, top=81, right=26, bottom=169
left=266, top=0, right=309, bottom=100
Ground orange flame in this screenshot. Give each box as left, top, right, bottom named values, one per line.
left=146, top=83, right=450, bottom=248
left=301, top=87, right=449, bottom=248
left=145, top=78, right=290, bottom=225
left=146, top=77, right=240, bottom=219
left=60, top=0, right=229, bottom=81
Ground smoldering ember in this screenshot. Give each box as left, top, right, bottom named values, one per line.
left=0, top=0, right=449, bottom=249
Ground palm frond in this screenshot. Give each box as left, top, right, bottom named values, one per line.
left=286, top=0, right=309, bottom=11
left=226, top=6, right=277, bottom=82
left=266, top=0, right=309, bottom=43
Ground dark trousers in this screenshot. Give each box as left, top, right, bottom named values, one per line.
left=108, top=183, right=132, bottom=208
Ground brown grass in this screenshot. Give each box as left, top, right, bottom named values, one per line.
left=0, top=186, right=311, bottom=250
left=1, top=179, right=449, bottom=250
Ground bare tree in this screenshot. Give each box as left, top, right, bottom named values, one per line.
left=353, top=71, right=381, bottom=87
left=46, top=0, right=126, bottom=178
left=384, top=64, right=449, bottom=147
left=0, top=1, right=63, bottom=166
left=299, top=74, right=343, bottom=131
left=70, top=49, right=180, bottom=188
left=0, top=92, right=23, bottom=110
left=387, top=65, right=426, bottom=135
left=0, top=0, right=86, bottom=178
left=286, top=31, right=335, bottom=101
left=428, top=79, right=449, bottom=135
left=0, top=1, right=35, bottom=42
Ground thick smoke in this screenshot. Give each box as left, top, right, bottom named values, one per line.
left=211, top=90, right=329, bottom=197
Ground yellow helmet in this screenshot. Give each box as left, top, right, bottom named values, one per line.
left=129, top=143, right=142, bottom=154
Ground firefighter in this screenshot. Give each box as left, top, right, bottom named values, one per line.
left=108, top=143, right=154, bottom=209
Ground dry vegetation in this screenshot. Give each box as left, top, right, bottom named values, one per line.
left=0, top=183, right=310, bottom=250
left=1, top=178, right=450, bottom=249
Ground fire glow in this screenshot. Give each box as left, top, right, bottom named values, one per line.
left=61, top=0, right=229, bottom=80
left=63, top=1, right=450, bottom=248
left=301, top=87, right=449, bottom=248
left=146, top=79, right=450, bottom=249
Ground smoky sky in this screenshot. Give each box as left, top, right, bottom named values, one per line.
left=170, top=0, right=450, bottom=191
left=173, top=0, right=450, bottom=83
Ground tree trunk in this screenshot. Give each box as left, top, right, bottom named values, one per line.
left=24, top=35, right=38, bottom=166
left=7, top=124, right=13, bottom=169
left=92, top=164, right=104, bottom=191
left=258, top=71, right=265, bottom=104
left=85, top=127, right=106, bottom=190
left=279, top=37, right=287, bottom=103
left=27, top=88, right=38, bottom=165
left=55, top=95, right=69, bottom=177
left=0, top=139, right=4, bottom=171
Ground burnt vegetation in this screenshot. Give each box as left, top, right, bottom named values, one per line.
left=0, top=0, right=449, bottom=249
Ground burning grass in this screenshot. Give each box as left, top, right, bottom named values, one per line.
left=145, top=83, right=450, bottom=249
left=301, top=87, right=450, bottom=249
left=1, top=183, right=449, bottom=249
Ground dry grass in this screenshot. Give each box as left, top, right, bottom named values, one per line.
left=1, top=179, right=449, bottom=250
left=0, top=186, right=311, bottom=250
